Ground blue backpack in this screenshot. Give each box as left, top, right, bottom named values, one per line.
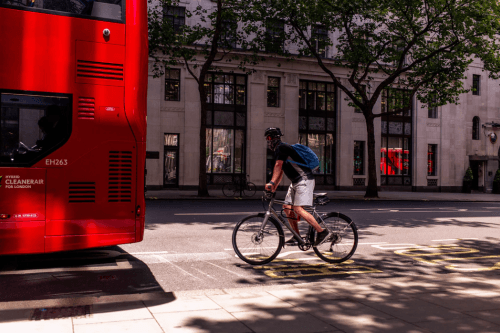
left=287, top=144, right=320, bottom=171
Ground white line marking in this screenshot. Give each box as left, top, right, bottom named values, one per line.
left=206, top=262, right=246, bottom=277
left=0, top=259, right=133, bottom=275
left=431, top=239, right=458, bottom=242
left=175, top=212, right=260, bottom=216
left=358, top=242, right=388, bottom=245
left=130, top=251, right=169, bottom=255
left=191, top=267, right=217, bottom=280
left=372, top=244, right=422, bottom=250
left=165, top=260, right=202, bottom=280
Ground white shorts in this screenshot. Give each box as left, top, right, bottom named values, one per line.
left=284, top=179, right=315, bottom=206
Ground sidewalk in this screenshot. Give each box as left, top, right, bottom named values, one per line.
left=2, top=273, right=500, bottom=332
left=146, top=188, right=500, bottom=202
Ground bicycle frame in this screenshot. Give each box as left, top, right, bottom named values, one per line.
left=260, top=194, right=321, bottom=246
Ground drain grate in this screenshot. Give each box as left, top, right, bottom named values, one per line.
left=30, top=305, right=92, bottom=320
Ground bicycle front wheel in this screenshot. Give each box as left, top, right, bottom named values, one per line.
left=222, top=183, right=237, bottom=197
left=243, top=182, right=256, bottom=197
left=232, top=214, right=284, bottom=265
left=313, top=212, right=358, bottom=263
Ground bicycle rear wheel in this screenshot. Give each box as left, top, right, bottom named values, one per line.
left=232, top=214, right=284, bottom=265
left=243, top=182, right=256, bottom=197
left=222, top=183, right=237, bottom=197
left=313, top=212, right=358, bottom=263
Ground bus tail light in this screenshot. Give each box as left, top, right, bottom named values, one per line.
left=0, top=214, right=10, bottom=219
left=136, top=206, right=141, bottom=217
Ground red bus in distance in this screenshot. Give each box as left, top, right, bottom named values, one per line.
left=380, top=148, right=409, bottom=175
left=0, top=0, right=148, bottom=254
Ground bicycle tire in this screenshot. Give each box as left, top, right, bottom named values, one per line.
left=313, top=212, right=358, bottom=263
left=232, top=214, right=284, bottom=265
left=222, top=183, right=238, bottom=197
left=243, top=182, right=256, bottom=197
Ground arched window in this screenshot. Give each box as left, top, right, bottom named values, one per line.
left=472, top=117, right=480, bottom=140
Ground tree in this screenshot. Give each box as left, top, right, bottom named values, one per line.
left=250, top=0, right=500, bottom=197
left=148, top=0, right=259, bottom=196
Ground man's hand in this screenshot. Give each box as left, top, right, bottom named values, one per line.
left=265, top=182, right=275, bottom=192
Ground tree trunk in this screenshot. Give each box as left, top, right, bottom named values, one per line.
left=197, top=82, right=209, bottom=197
left=365, top=114, right=378, bottom=198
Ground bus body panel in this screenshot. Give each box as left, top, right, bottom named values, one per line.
left=0, top=0, right=147, bottom=255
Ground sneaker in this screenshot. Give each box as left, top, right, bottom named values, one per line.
left=284, top=237, right=298, bottom=246
left=313, top=229, right=330, bottom=247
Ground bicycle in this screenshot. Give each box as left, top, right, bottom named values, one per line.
left=232, top=191, right=358, bottom=265
left=222, top=174, right=256, bottom=197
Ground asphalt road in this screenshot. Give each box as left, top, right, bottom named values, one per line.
left=1, top=199, right=500, bottom=304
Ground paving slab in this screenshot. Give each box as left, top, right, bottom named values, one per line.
left=153, top=309, right=252, bottom=333
left=465, top=309, right=500, bottom=326
left=73, top=318, right=163, bottom=333
left=0, top=318, right=73, bottom=333
left=358, top=297, right=463, bottom=323
left=413, top=291, right=500, bottom=312
left=414, top=316, right=500, bottom=333
left=208, top=291, right=294, bottom=313
left=73, top=301, right=152, bottom=324
left=144, top=295, right=221, bottom=314
left=231, top=307, right=336, bottom=333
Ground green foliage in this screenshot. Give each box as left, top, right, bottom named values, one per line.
left=494, top=169, right=500, bottom=183
left=464, top=167, right=474, bottom=182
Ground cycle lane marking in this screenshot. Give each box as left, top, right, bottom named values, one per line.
left=389, top=243, right=500, bottom=272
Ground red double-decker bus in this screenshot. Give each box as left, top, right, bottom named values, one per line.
left=0, top=0, right=148, bottom=254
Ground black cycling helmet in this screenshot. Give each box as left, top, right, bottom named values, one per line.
left=265, top=127, right=283, bottom=151
left=264, top=127, right=283, bottom=140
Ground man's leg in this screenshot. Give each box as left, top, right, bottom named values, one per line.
left=293, top=206, right=323, bottom=232
left=283, top=204, right=300, bottom=235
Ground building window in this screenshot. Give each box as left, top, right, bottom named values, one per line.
left=265, top=19, right=285, bottom=53
left=427, top=144, right=437, bottom=176
left=267, top=77, right=280, bottom=107
left=428, top=95, right=437, bottom=118
left=164, top=6, right=185, bottom=33
left=472, top=75, right=480, bottom=95
left=313, top=25, right=328, bottom=58
left=354, top=141, right=365, bottom=175
left=205, top=73, right=247, bottom=184
left=220, top=20, right=237, bottom=49
left=472, top=116, right=480, bottom=140
left=164, top=134, right=179, bottom=187
left=354, top=85, right=366, bottom=113
left=380, top=89, right=412, bottom=186
left=299, top=80, right=336, bottom=185
left=165, top=69, right=180, bottom=101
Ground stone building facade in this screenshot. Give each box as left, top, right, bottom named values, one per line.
left=146, top=2, right=500, bottom=193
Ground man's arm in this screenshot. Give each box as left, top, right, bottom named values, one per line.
left=265, top=160, right=284, bottom=192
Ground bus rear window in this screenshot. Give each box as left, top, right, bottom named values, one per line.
left=1, top=0, right=123, bottom=22
left=0, top=92, right=71, bottom=167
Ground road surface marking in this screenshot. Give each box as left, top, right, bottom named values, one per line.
left=0, top=259, right=133, bottom=275
left=206, top=262, right=246, bottom=277
left=372, top=243, right=422, bottom=250
left=358, top=242, right=388, bottom=245
left=175, top=212, right=260, bottom=216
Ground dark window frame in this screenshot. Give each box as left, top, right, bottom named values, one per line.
left=472, top=116, right=480, bottom=140
left=164, top=68, right=181, bottom=101
left=380, top=88, right=413, bottom=186
left=0, top=0, right=125, bottom=23
left=472, top=74, right=481, bottom=96
left=0, top=89, right=73, bottom=167
left=313, top=25, right=328, bottom=58
left=428, top=95, right=438, bottom=118
left=205, top=72, right=247, bottom=184
left=298, top=80, right=336, bottom=185
left=354, top=141, right=365, bottom=175
left=163, top=133, right=179, bottom=188
left=220, top=19, right=237, bottom=49
left=267, top=77, right=280, bottom=107
left=265, top=19, right=285, bottom=53
left=427, top=144, right=437, bottom=176
left=164, top=5, right=185, bottom=33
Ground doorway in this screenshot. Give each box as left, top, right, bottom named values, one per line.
left=470, top=161, right=480, bottom=191
left=164, top=134, right=179, bottom=188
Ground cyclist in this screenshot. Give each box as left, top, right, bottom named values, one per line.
left=264, top=127, right=329, bottom=247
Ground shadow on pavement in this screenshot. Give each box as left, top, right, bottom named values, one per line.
left=0, top=246, right=175, bottom=323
